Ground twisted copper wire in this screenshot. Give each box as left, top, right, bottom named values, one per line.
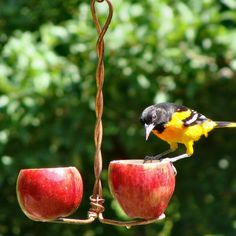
left=89, top=0, right=113, bottom=216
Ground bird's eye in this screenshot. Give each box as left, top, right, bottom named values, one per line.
left=152, top=113, right=157, bottom=121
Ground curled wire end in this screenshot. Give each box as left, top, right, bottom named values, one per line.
left=88, top=195, right=105, bottom=218
left=170, top=162, right=177, bottom=176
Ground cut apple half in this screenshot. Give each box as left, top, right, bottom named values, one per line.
left=17, top=167, right=83, bottom=221
left=108, top=160, right=176, bottom=220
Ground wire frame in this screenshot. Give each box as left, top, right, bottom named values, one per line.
left=51, top=0, right=165, bottom=227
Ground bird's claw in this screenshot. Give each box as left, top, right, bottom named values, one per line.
left=144, top=155, right=158, bottom=163
left=144, top=154, right=163, bottom=163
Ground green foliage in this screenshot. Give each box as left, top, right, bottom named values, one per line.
left=0, top=0, right=236, bottom=235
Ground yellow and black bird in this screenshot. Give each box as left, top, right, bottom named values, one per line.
left=140, top=102, right=236, bottom=162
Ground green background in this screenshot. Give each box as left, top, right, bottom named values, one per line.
left=0, top=0, right=236, bottom=235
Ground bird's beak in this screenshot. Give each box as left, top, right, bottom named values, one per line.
left=145, top=123, right=155, bottom=140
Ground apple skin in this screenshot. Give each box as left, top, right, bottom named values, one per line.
left=16, top=167, right=83, bottom=221
left=108, top=160, right=175, bottom=219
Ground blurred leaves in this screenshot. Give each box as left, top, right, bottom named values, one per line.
left=0, top=0, right=236, bottom=235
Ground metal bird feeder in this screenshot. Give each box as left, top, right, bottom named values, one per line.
left=16, top=0, right=175, bottom=227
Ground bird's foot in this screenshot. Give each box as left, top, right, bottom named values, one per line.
left=144, top=155, right=162, bottom=163
left=144, top=154, right=163, bottom=163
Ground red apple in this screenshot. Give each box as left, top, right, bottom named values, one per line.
left=17, top=167, right=83, bottom=221
left=108, top=160, right=175, bottom=219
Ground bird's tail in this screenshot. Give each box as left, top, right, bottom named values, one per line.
left=215, top=121, right=236, bottom=128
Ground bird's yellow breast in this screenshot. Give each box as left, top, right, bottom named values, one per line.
left=152, top=110, right=217, bottom=144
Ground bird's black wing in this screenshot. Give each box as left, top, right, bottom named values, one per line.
left=182, top=109, right=208, bottom=127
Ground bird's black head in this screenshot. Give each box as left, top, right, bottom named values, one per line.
left=140, top=105, right=159, bottom=126
left=140, top=103, right=175, bottom=140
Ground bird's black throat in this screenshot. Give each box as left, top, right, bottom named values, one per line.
left=154, top=122, right=166, bottom=133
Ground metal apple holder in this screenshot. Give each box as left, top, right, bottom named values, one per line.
left=16, top=0, right=176, bottom=227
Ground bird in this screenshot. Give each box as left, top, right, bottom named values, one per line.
left=140, top=102, right=236, bottom=163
